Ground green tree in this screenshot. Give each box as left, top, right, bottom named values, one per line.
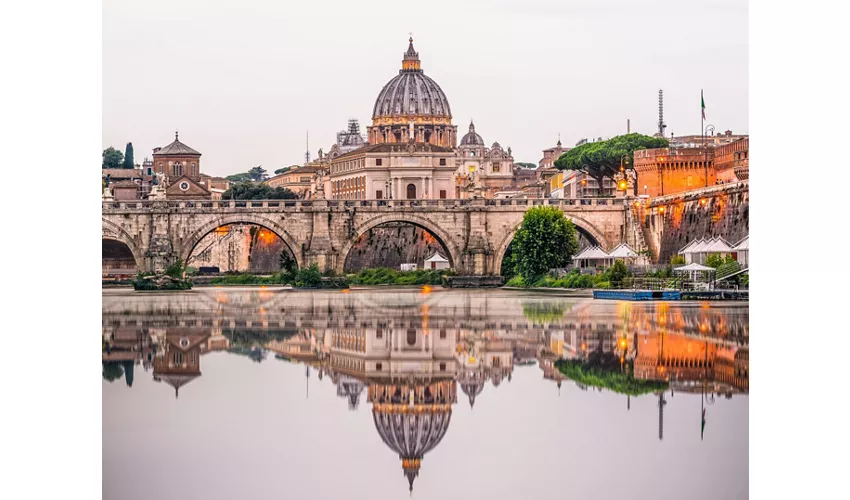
left=122, top=142, right=135, bottom=169
left=295, top=264, right=322, bottom=287
left=515, top=162, right=537, bottom=169
left=248, top=166, right=268, bottom=182
left=279, top=250, right=297, bottom=275
left=102, top=362, right=124, bottom=383
left=222, top=182, right=297, bottom=200
left=274, top=166, right=298, bottom=175
left=670, top=254, right=686, bottom=266
left=607, top=259, right=632, bottom=286
left=225, top=172, right=253, bottom=182
left=102, top=147, right=124, bottom=169
left=509, top=206, right=579, bottom=280
left=705, top=253, right=734, bottom=268
left=554, top=133, right=668, bottom=196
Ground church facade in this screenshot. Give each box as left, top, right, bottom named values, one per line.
left=327, top=38, right=517, bottom=200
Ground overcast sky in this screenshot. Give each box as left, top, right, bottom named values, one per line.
left=103, top=0, right=748, bottom=177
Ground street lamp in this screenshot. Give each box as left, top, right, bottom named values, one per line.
left=704, top=124, right=715, bottom=187
left=657, top=155, right=666, bottom=195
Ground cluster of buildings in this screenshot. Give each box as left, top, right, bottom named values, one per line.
left=103, top=38, right=748, bottom=204
left=102, top=132, right=230, bottom=201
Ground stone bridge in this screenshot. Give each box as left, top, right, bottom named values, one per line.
left=101, top=197, right=631, bottom=275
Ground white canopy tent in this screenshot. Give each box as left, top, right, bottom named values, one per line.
left=608, top=243, right=639, bottom=262
left=673, top=262, right=716, bottom=284
left=705, top=237, right=734, bottom=254
left=678, top=239, right=703, bottom=263
left=572, top=246, right=612, bottom=269
left=690, top=238, right=718, bottom=264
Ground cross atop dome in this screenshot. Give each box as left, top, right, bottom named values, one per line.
left=402, top=36, right=421, bottom=72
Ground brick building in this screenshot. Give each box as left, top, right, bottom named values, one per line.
left=712, top=137, right=749, bottom=183
left=634, top=147, right=716, bottom=198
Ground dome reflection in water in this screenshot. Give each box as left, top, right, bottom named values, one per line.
left=103, top=288, right=748, bottom=500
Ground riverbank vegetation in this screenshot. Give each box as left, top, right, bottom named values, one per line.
left=347, top=267, right=454, bottom=285
left=555, top=350, right=668, bottom=396
left=133, top=259, right=193, bottom=290
left=505, top=260, right=632, bottom=289
left=207, top=264, right=345, bottom=288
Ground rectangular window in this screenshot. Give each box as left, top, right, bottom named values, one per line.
left=493, top=162, right=500, bottom=172
left=439, top=190, right=447, bottom=199
left=376, top=158, right=382, bottom=166
left=440, top=328, right=446, bottom=339
left=440, top=362, right=446, bottom=372
left=376, top=362, right=383, bottom=371
left=376, top=190, right=383, bottom=200
left=376, top=328, right=383, bottom=339
left=439, top=158, right=446, bottom=166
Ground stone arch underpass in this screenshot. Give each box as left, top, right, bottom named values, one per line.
left=491, top=214, right=611, bottom=277
left=334, top=213, right=463, bottom=275
left=102, top=219, right=144, bottom=272
left=179, top=214, right=305, bottom=270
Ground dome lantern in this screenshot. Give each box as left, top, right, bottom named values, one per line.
left=402, top=37, right=421, bottom=72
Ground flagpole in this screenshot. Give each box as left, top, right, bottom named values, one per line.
left=702, top=89, right=707, bottom=187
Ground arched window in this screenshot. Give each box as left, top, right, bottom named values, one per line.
left=406, top=183, right=417, bottom=199
left=173, top=162, right=183, bottom=177
left=407, top=329, right=417, bottom=346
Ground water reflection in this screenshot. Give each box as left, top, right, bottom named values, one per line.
left=103, top=288, right=748, bottom=497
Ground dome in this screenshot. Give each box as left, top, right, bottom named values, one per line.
left=458, top=369, right=486, bottom=408
left=459, top=121, right=484, bottom=146
left=373, top=405, right=452, bottom=492
left=372, top=38, right=452, bottom=120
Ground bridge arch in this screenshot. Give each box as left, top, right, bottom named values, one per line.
left=336, top=213, right=461, bottom=275
left=492, top=214, right=610, bottom=276
left=179, top=214, right=304, bottom=269
left=102, top=219, right=143, bottom=269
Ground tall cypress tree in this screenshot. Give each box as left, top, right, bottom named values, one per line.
left=123, top=142, right=135, bottom=169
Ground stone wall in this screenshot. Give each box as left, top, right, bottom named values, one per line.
left=644, top=183, right=749, bottom=263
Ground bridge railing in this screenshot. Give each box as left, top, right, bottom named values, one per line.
left=102, top=197, right=626, bottom=211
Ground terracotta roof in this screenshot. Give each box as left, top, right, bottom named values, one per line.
left=111, top=180, right=140, bottom=188
left=102, top=168, right=142, bottom=178
left=154, top=136, right=201, bottom=156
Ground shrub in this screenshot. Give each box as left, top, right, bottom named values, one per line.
left=670, top=255, right=686, bottom=266
left=295, top=264, right=323, bottom=287
left=607, top=259, right=631, bottom=286
left=505, top=275, right=526, bottom=287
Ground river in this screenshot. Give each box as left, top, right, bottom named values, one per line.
left=102, top=287, right=748, bottom=500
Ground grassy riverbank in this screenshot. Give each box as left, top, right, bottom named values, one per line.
left=347, top=268, right=453, bottom=285
left=505, top=269, right=611, bottom=289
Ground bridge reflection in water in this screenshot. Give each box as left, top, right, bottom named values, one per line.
left=103, top=288, right=748, bottom=496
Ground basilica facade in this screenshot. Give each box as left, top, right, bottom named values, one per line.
left=327, top=38, right=516, bottom=200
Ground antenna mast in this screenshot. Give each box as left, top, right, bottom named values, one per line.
left=658, top=90, right=667, bottom=137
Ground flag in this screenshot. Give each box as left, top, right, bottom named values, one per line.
left=701, top=90, right=706, bottom=120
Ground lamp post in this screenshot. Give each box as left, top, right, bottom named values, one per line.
left=657, top=155, right=666, bottom=195
left=703, top=124, right=715, bottom=187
